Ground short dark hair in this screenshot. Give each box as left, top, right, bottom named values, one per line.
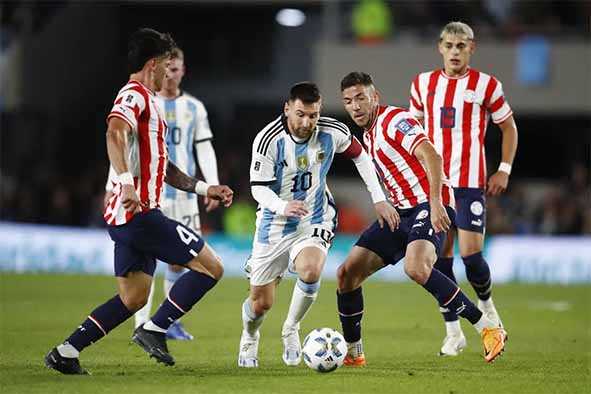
left=340, top=72, right=374, bottom=91
left=288, top=82, right=321, bottom=104
left=127, top=28, right=176, bottom=73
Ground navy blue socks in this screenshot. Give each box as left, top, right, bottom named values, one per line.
left=422, top=268, right=483, bottom=324
left=463, top=252, right=492, bottom=300
left=337, top=287, right=364, bottom=343
left=151, top=270, right=217, bottom=330
left=66, top=295, right=133, bottom=352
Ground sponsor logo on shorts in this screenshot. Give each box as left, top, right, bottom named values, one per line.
left=470, top=201, right=484, bottom=216
left=416, top=209, right=429, bottom=220
left=412, top=221, right=425, bottom=229
left=471, top=219, right=483, bottom=227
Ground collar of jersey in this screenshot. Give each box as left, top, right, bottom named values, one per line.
left=128, top=79, right=155, bottom=95
left=365, top=105, right=388, bottom=134
left=281, top=115, right=314, bottom=145
left=440, top=67, right=471, bottom=80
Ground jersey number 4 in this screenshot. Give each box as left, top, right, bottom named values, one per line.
left=290, top=171, right=312, bottom=193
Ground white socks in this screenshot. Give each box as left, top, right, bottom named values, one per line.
left=143, top=320, right=167, bottom=333
left=283, top=279, right=320, bottom=329
left=134, top=280, right=155, bottom=328
left=347, top=339, right=364, bottom=358
left=473, top=313, right=496, bottom=334
left=57, top=343, right=79, bottom=358
left=445, top=320, right=463, bottom=336
left=242, top=299, right=265, bottom=337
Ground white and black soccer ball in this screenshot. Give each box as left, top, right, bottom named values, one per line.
left=302, top=328, right=347, bottom=373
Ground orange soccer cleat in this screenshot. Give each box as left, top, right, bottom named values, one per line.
left=343, top=354, right=366, bottom=367
left=481, top=327, right=507, bottom=363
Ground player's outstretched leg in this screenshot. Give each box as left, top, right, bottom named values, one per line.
left=282, top=278, right=320, bottom=366
left=238, top=298, right=265, bottom=368
left=164, top=265, right=194, bottom=340
left=45, top=294, right=136, bottom=375
left=406, top=240, right=507, bottom=363
left=281, top=246, right=325, bottom=366
left=337, top=287, right=366, bottom=367
left=462, top=251, right=503, bottom=327
left=434, top=256, right=467, bottom=356
left=336, top=246, right=385, bottom=367
left=135, top=244, right=222, bottom=366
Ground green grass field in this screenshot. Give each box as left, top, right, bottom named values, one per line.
left=1, top=274, right=589, bottom=393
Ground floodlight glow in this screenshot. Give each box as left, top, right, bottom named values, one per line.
left=276, top=9, right=306, bottom=27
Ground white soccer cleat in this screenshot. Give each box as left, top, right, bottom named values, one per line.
left=281, top=324, right=301, bottom=366
left=238, top=330, right=260, bottom=368
left=478, top=299, right=504, bottom=328
left=439, top=333, right=467, bottom=356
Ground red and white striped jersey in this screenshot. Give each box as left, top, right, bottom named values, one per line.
left=103, top=80, right=168, bottom=226
left=363, top=105, right=453, bottom=209
left=409, top=68, right=513, bottom=189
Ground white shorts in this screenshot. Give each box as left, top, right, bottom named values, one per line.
left=160, top=198, right=201, bottom=235
left=246, top=224, right=335, bottom=286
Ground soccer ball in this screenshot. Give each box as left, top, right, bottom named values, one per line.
left=301, top=328, right=347, bottom=373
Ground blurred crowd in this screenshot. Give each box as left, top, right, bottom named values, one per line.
left=1, top=158, right=588, bottom=236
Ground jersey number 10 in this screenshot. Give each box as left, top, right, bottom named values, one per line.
left=290, top=171, right=312, bottom=193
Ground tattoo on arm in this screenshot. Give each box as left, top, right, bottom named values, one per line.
left=165, top=161, right=197, bottom=193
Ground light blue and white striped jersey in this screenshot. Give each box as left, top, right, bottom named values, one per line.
left=250, top=115, right=352, bottom=244
left=158, top=92, right=213, bottom=201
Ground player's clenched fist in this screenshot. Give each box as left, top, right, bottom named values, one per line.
left=284, top=200, right=309, bottom=218
left=429, top=201, right=451, bottom=233
left=207, top=185, right=234, bottom=207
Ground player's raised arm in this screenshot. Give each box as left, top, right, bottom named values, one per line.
left=487, top=115, right=518, bottom=196
left=165, top=161, right=233, bottom=207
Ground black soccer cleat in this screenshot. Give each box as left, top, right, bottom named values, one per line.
left=132, top=324, right=175, bottom=366
left=44, top=347, right=89, bottom=375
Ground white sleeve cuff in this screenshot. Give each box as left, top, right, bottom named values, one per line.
left=351, top=151, right=387, bottom=204
left=251, top=185, right=287, bottom=214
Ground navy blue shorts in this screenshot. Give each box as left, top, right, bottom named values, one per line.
left=108, top=209, right=205, bottom=277
left=355, top=202, right=456, bottom=266
left=453, top=187, right=486, bottom=233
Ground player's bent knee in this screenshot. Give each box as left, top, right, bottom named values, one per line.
left=252, top=298, right=273, bottom=315
left=403, top=258, right=431, bottom=284
left=120, top=292, right=149, bottom=312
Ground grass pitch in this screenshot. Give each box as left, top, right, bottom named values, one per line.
left=1, top=273, right=589, bottom=393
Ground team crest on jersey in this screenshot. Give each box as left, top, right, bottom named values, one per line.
left=166, top=111, right=176, bottom=123
left=463, top=90, right=476, bottom=103
left=316, top=150, right=325, bottom=162
left=297, top=155, right=309, bottom=170
left=395, top=118, right=419, bottom=135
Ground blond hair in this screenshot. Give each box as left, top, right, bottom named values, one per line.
left=439, top=21, right=474, bottom=41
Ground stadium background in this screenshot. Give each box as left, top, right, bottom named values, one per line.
left=0, top=1, right=589, bottom=393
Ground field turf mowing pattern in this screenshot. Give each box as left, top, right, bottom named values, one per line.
left=1, top=274, right=589, bottom=393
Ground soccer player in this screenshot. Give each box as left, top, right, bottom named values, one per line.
left=44, top=28, right=233, bottom=375
left=409, top=21, right=517, bottom=356
left=132, top=46, right=221, bottom=340
left=337, top=72, right=507, bottom=366
left=238, top=82, right=398, bottom=368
